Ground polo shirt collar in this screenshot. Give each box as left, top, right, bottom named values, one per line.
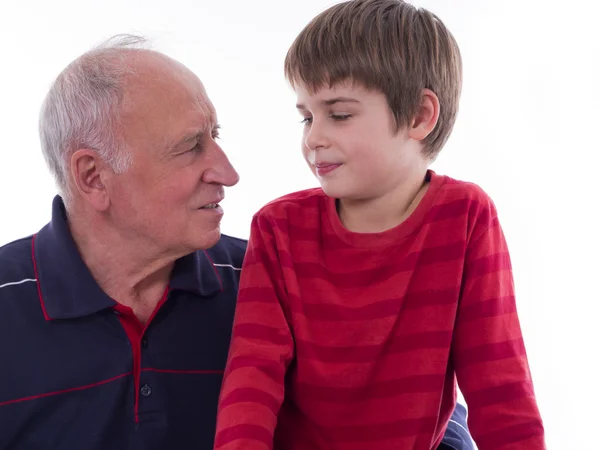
left=170, top=251, right=223, bottom=296
left=33, top=196, right=222, bottom=320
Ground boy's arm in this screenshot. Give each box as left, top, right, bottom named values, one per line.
left=214, top=213, right=294, bottom=450
left=453, top=206, right=546, bottom=449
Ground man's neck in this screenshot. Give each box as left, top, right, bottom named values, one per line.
left=338, top=169, right=429, bottom=234
left=67, top=210, right=180, bottom=323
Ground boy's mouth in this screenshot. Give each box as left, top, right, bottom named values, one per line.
left=315, top=163, right=342, bottom=176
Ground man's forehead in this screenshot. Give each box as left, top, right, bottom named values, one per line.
left=122, top=51, right=209, bottom=100
left=114, top=51, right=220, bottom=149
left=194, top=89, right=216, bottom=120
left=186, top=94, right=218, bottom=131
left=121, top=58, right=214, bottom=115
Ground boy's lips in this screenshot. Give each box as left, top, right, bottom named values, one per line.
left=315, top=162, right=342, bottom=176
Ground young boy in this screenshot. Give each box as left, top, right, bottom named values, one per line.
left=214, top=1, right=545, bottom=449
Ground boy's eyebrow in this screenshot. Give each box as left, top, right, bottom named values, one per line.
left=296, top=97, right=361, bottom=110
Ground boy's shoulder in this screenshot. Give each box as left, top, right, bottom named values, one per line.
left=254, top=187, right=327, bottom=219
left=249, top=173, right=498, bottom=226
left=434, top=173, right=501, bottom=241
left=436, top=172, right=498, bottom=214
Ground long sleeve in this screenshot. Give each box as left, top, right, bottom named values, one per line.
left=453, top=205, right=546, bottom=449
left=214, top=213, right=294, bottom=450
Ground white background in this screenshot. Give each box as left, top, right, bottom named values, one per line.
left=1, top=0, right=599, bottom=448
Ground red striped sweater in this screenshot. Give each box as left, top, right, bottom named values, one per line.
left=215, top=171, right=545, bottom=449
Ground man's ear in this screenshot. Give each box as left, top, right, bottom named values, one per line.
left=408, top=88, right=440, bottom=141
left=70, top=149, right=110, bottom=211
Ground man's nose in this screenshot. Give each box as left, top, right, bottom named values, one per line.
left=201, top=142, right=240, bottom=187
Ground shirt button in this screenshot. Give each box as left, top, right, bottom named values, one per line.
left=141, top=338, right=148, bottom=348
left=140, top=384, right=152, bottom=397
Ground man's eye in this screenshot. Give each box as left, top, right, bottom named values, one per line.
left=212, top=124, right=221, bottom=139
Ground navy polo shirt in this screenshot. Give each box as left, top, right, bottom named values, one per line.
left=0, top=196, right=245, bottom=450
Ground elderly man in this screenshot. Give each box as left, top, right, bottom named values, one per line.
left=0, top=35, right=473, bottom=449
left=1, top=35, right=241, bottom=449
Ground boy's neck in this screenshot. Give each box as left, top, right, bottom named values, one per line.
left=337, top=170, right=430, bottom=234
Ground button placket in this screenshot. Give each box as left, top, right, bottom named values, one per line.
left=140, top=384, right=152, bottom=397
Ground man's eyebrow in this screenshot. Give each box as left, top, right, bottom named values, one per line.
left=296, top=97, right=361, bottom=110
left=172, top=123, right=220, bottom=150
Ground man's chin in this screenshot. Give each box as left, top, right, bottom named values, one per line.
left=191, top=227, right=222, bottom=250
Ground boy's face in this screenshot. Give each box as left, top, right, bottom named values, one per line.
left=295, top=81, right=428, bottom=201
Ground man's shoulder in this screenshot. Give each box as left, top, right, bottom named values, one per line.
left=0, top=235, right=36, bottom=293
left=214, top=233, right=248, bottom=253
left=0, top=235, right=33, bottom=255
left=205, top=233, right=248, bottom=268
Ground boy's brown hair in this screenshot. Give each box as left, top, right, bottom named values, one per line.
left=284, top=0, right=462, bottom=160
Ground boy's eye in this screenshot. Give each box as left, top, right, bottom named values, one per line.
left=300, top=114, right=351, bottom=124
left=331, top=114, right=352, bottom=121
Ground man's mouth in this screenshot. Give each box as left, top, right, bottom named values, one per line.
left=200, top=203, right=219, bottom=209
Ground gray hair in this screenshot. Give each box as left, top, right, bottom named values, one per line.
left=39, top=34, right=150, bottom=205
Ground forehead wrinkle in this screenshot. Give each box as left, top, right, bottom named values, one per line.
left=196, top=90, right=216, bottom=126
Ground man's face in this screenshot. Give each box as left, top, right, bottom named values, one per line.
left=105, top=56, right=239, bottom=255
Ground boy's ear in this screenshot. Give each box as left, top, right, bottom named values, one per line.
left=70, top=149, right=111, bottom=211
left=408, top=88, right=440, bottom=141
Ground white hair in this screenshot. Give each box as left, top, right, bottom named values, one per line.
left=39, top=34, right=150, bottom=205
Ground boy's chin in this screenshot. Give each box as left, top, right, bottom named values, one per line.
left=319, top=181, right=381, bottom=204
left=318, top=182, right=352, bottom=200
left=317, top=181, right=337, bottom=197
